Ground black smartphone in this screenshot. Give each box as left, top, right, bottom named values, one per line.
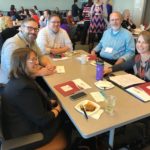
left=70, top=92, right=87, bottom=100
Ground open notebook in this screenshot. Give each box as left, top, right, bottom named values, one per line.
left=109, top=74, right=145, bottom=88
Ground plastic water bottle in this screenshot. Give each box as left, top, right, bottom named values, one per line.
left=96, top=60, right=104, bottom=81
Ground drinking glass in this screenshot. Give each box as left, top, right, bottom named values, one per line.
left=105, top=95, right=116, bottom=116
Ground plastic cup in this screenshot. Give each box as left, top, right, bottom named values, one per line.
left=105, top=95, right=116, bottom=116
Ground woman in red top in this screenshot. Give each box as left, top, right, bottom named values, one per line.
left=29, top=9, right=39, bottom=24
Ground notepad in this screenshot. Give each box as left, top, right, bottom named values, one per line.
left=109, top=74, right=145, bottom=88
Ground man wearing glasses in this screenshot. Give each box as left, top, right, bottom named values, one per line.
left=1, top=18, right=55, bottom=83
left=36, top=14, right=73, bottom=55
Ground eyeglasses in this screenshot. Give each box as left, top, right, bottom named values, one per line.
left=27, top=57, right=39, bottom=63
left=50, top=21, right=60, bottom=24
left=24, top=25, right=39, bottom=32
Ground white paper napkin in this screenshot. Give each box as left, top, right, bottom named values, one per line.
left=56, top=66, right=65, bottom=73
left=90, top=92, right=105, bottom=102
left=90, top=109, right=104, bottom=120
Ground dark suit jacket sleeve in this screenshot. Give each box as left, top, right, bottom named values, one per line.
left=14, top=83, right=55, bottom=128
left=112, top=57, right=135, bottom=72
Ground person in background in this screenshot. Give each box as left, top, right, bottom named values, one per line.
left=7, top=4, right=20, bottom=21
left=33, top=5, right=41, bottom=16
left=104, top=31, right=150, bottom=81
left=91, top=11, right=135, bottom=65
left=88, top=0, right=107, bottom=51
left=18, top=6, right=26, bottom=20
left=0, top=11, right=3, bottom=17
left=36, top=14, right=73, bottom=55
left=122, top=9, right=136, bottom=31
left=80, top=0, right=93, bottom=45
left=0, top=16, right=18, bottom=43
left=39, top=9, right=51, bottom=28
left=29, top=9, right=40, bottom=24
left=60, top=18, right=70, bottom=34
left=66, top=10, right=75, bottom=26
left=1, top=18, right=55, bottom=83
left=72, top=0, right=80, bottom=22
left=24, top=9, right=31, bottom=19
left=106, top=0, right=113, bottom=21
left=2, top=48, right=67, bottom=149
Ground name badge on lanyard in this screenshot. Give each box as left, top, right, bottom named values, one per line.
left=104, top=47, right=113, bottom=53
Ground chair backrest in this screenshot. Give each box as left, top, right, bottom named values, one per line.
left=0, top=96, right=5, bottom=144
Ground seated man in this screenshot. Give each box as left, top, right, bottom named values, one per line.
left=1, top=18, right=55, bottom=83
left=36, top=14, right=73, bottom=55
left=91, top=11, right=135, bottom=65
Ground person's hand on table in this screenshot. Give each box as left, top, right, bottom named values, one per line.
left=104, top=66, right=112, bottom=75
left=91, top=50, right=97, bottom=56
left=46, top=64, right=56, bottom=71
left=37, top=67, right=55, bottom=76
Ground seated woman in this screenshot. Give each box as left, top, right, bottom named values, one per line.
left=0, top=16, right=18, bottom=43
left=104, top=31, right=150, bottom=82
left=122, top=9, right=136, bottom=31
left=2, top=48, right=67, bottom=149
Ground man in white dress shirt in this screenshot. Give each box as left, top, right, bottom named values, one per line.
left=37, top=14, right=73, bottom=55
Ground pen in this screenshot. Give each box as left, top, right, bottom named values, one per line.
left=80, top=105, right=88, bottom=120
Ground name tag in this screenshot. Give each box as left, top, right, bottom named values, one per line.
left=104, top=47, right=113, bottom=53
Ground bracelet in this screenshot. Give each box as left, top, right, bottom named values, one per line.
left=54, top=108, right=60, bottom=114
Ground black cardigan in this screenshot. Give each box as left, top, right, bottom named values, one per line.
left=2, top=77, right=62, bottom=139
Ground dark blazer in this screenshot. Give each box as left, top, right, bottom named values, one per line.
left=2, top=76, right=62, bottom=140
left=121, top=20, right=136, bottom=31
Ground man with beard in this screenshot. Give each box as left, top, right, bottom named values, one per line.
left=1, top=18, right=55, bottom=83
left=91, top=11, right=135, bottom=65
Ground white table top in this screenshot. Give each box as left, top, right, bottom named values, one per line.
left=43, top=50, right=150, bottom=139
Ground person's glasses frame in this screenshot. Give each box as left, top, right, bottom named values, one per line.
left=27, top=57, right=39, bottom=63
left=23, top=25, right=39, bottom=32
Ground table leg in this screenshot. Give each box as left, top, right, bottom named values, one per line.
left=109, top=128, right=115, bottom=149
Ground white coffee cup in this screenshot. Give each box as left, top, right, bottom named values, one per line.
left=80, top=55, right=87, bottom=64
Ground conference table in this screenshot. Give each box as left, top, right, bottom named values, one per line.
left=43, top=50, right=150, bottom=148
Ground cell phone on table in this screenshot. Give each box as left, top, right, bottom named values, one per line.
left=70, top=92, right=87, bottom=100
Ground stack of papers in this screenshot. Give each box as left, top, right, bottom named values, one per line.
left=126, top=82, right=150, bottom=102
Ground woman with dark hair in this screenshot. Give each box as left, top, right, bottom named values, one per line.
left=104, top=31, right=150, bottom=81
left=7, top=4, right=20, bottom=21
left=29, top=9, right=39, bottom=24
left=24, top=9, right=31, bottom=19
left=2, top=48, right=67, bottom=149
left=39, top=9, right=51, bottom=28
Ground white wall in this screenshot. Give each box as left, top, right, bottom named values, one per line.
left=0, top=0, right=74, bottom=11
left=113, top=0, right=146, bottom=26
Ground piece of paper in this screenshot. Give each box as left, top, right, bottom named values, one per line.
left=109, top=74, right=145, bottom=88
left=61, top=85, right=73, bottom=92
left=91, top=109, right=104, bottom=120
left=52, top=57, right=69, bottom=61
left=56, top=66, right=65, bottom=73
left=73, top=79, right=91, bottom=89
left=90, top=92, right=105, bottom=102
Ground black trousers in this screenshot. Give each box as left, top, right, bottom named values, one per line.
left=80, top=21, right=90, bottom=44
